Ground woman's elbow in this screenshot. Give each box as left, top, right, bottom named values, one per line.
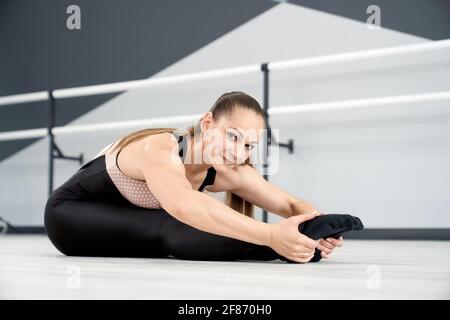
left=161, top=201, right=186, bottom=219
left=160, top=189, right=195, bottom=218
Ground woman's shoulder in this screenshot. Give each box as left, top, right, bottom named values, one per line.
left=101, top=131, right=180, bottom=158
left=133, top=132, right=183, bottom=169
left=139, top=132, right=179, bottom=153
left=113, top=132, right=181, bottom=181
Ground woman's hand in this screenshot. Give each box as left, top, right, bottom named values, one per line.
left=317, top=236, right=344, bottom=259
left=268, top=212, right=320, bottom=263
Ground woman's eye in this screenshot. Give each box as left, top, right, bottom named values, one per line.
left=245, top=145, right=254, bottom=150
left=226, top=132, right=237, bottom=140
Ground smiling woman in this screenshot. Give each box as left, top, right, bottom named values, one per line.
left=44, top=91, right=361, bottom=263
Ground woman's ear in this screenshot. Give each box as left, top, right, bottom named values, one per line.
left=200, top=112, right=214, bottom=133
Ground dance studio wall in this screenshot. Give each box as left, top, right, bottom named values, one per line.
left=1, top=1, right=449, bottom=230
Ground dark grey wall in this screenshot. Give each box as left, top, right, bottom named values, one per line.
left=288, top=0, right=450, bottom=40
left=0, top=0, right=276, bottom=160
left=0, top=0, right=276, bottom=94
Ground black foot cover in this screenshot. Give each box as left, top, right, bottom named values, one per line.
left=280, top=214, right=364, bottom=263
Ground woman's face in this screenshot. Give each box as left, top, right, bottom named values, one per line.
left=201, top=108, right=265, bottom=167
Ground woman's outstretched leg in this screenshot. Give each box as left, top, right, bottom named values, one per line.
left=159, top=210, right=282, bottom=262
left=45, top=190, right=282, bottom=261
left=45, top=196, right=169, bottom=258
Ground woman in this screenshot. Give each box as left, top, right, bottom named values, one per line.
left=44, top=91, right=343, bottom=263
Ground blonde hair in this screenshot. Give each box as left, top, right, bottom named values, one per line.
left=108, top=91, right=265, bottom=218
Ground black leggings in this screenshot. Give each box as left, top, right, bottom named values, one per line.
left=44, top=155, right=282, bottom=261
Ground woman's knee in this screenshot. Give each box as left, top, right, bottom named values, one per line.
left=44, top=196, right=79, bottom=256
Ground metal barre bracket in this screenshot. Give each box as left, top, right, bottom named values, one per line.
left=47, top=90, right=84, bottom=195
left=260, top=63, right=295, bottom=222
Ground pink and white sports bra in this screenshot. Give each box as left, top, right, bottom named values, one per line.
left=104, top=133, right=216, bottom=209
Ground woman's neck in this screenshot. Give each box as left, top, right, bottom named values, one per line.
left=183, top=134, right=211, bottom=177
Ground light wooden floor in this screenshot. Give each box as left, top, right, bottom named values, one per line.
left=0, top=235, right=449, bottom=299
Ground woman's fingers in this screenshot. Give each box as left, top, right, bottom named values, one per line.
left=319, top=239, right=335, bottom=250
left=288, top=251, right=315, bottom=263
left=317, top=243, right=333, bottom=254
left=317, top=236, right=345, bottom=258
left=287, top=246, right=316, bottom=263
left=292, top=250, right=314, bottom=258
left=298, top=235, right=318, bottom=250
left=326, top=236, right=344, bottom=247
left=285, top=236, right=343, bottom=262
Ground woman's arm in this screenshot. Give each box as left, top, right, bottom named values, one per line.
left=210, top=163, right=320, bottom=218
left=137, top=133, right=272, bottom=246
left=212, top=164, right=345, bottom=259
